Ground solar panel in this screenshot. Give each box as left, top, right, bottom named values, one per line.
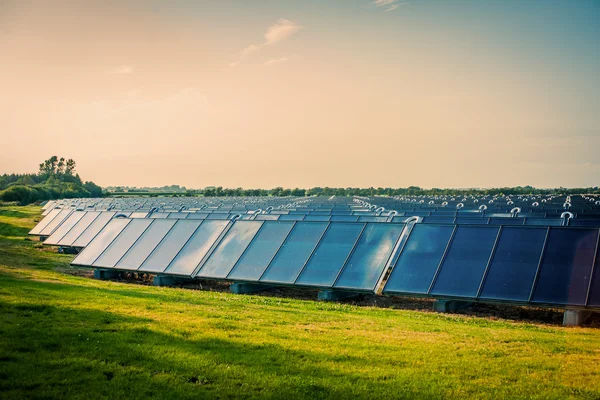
left=334, top=223, right=405, bottom=291
left=260, top=222, right=328, bottom=284
left=196, top=221, right=263, bottom=278
left=430, top=226, right=499, bottom=297
left=72, top=212, right=120, bottom=248
left=57, top=211, right=101, bottom=246
left=114, top=219, right=176, bottom=270
left=72, top=218, right=131, bottom=265
left=295, top=223, right=365, bottom=287
left=227, top=221, right=295, bottom=281
left=38, top=209, right=73, bottom=236
left=479, top=227, right=547, bottom=301
left=139, top=220, right=205, bottom=273
left=383, top=224, right=454, bottom=294
left=531, top=228, right=598, bottom=306
left=44, top=211, right=85, bottom=245
left=163, top=220, right=230, bottom=275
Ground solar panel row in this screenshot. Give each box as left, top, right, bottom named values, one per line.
left=70, top=217, right=600, bottom=309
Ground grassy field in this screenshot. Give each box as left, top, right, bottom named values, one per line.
left=1, top=206, right=600, bottom=399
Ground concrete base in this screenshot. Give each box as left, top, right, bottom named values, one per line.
left=318, top=290, right=360, bottom=302
left=230, top=282, right=274, bottom=294
left=153, top=275, right=193, bottom=287
left=93, top=269, right=120, bottom=280
left=432, top=300, right=473, bottom=313
left=563, top=310, right=593, bottom=326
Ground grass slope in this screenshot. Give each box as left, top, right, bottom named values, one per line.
left=0, top=205, right=599, bottom=399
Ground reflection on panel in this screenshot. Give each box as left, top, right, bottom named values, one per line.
left=72, top=219, right=131, bottom=265
left=334, top=223, right=405, bottom=291
left=260, top=222, right=328, bottom=284
left=296, top=223, right=365, bottom=287
left=44, top=211, right=85, bottom=245
left=164, top=220, right=229, bottom=275
left=39, top=209, right=73, bottom=236
left=197, top=221, right=263, bottom=278
left=116, top=219, right=176, bottom=270
left=383, top=224, right=454, bottom=294
left=479, top=227, right=547, bottom=301
left=93, top=219, right=153, bottom=268
left=532, top=228, right=598, bottom=306
left=430, top=226, right=499, bottom=297
left=29, top=209, right=62, bottom=235
left=227, top=221, right=295, bottom=281
left=72, top=212, right=118, bottom=248
left=58, top=211, right=101, bottom=246
left=141, top=220, right=205, bottom=273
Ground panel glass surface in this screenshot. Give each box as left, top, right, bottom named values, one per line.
left=296, top=223, right=365, bottom=287
left=197, top=221, right=263, bottom=278
left=29, top=209, right=61, bottom=234
left=39, top=210, right=73, bottom=236
left=227, top=221, right=295, bottom=281
left=587, top=245, right=600, bottom=307
left=260, top=222, right=328, bottom=283
left=139, top=220, right=203, bottom=273
left=430, top=226, right=499, bottom=297
left=115, top=219, right=176, bottom=270
left=150, top=213, right=169, bottom=219
left=383, top=224, right=454, bottom=294
left=72, top=212, right=117, bottom=247
left=278, top=214, right=305, bottom=221
left=58, top=211, right=101, bottom=246
left=44, top=211, right=85, bottom=245
left=532, top=228, right=598, bottom=305
left=93, top=219, right=153, bottom=268
left=479, top=227, right=547, bottom=301
left=334, top=223, right=405, bottom=291
left=163, top=220, right=229, bottom=275
left=72, top=219, right=131, bottom=265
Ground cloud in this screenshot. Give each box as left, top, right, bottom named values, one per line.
left=264, top=57, right=289, bottom=67
left=229, top=19, right=302, bottom=67
left=107, top=65, right=134, bottom=75
left=372, top=0, right=396, bottom=5
left=240, top=44, right=260, bottom=60
left=264, top=19, right=303, bottom=46
left=371, top=0, right=408, bottom=12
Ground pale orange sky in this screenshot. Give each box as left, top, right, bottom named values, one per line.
left=1, top=1, right=599, bottom=188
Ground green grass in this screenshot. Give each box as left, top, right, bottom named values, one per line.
left=1, top=205, right=600, bottom=399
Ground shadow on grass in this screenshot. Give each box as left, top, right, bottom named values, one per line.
left=0, top=297, right=438, bottom=400
left=0, top=222, right=31, bottom=238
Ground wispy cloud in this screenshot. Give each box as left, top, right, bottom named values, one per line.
left=107, top=65, right=134, bottom=75
left=264, top=57, right=289, bottom=67
left=229, top=19, right=302, bottom=67
left=371, top=0, right=408, bottom=12
left=264, top=19, right=303, bottom=46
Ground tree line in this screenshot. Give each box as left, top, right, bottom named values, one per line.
left=188, top=185, right=600, bottom=197
left=0, top=156, right=103, bottom=205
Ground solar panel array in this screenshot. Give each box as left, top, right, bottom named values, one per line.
left=30, top=194, right=600, bottom=311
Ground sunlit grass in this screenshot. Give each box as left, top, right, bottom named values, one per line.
left=0, top=205, right=599, bottom=399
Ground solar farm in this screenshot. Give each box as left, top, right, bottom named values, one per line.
left=0, top=194, right=600, bottom=398
left=30, top=194, right=600, bottom=324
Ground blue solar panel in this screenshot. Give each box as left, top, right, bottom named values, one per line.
left=383, top=224, right=454, bottom=294
left=531, top=228, right=598, bottom=306
left=260, top=222, right=328, bottom=284
left=430, top=226, right=499, bottom=298
left=479, top=227, right=547, bottom=301
left=334, top=223, right=405, bottom=291
left=161, top=220, right=228, bottom=275
left=227, top=221, right=295, bottom=281
left=196, top=221, right=263, bottom=278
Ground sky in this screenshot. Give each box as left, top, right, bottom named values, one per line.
left=1, top=0, right=599, bottom=189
